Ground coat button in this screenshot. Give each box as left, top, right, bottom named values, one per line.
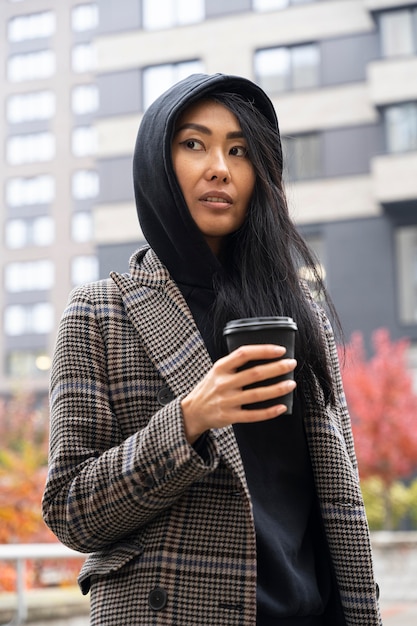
left=157, top=387, right=175, bottom=406
left=155, top=464, right=165, bottom=479
left=165, top=457, right=175, bottom=470
left=144, top=474, right=154, bottom=488
left=148, top=587, right=168, bottom=611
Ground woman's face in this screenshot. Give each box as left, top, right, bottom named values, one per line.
left=172, top=99, right=256, bottom=256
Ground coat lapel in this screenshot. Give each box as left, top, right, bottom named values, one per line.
left=110, top=248, right=213, bottom=397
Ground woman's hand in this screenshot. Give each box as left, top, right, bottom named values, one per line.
left=181, top=344, right=297, bottom=444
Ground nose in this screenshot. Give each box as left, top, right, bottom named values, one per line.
left=205, top=150, right=230, bottom=183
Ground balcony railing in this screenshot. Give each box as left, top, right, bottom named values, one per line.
left=0, top=543, right=86, bottom=626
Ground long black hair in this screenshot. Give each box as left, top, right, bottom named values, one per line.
left=209, top=92, right=341, bottom=406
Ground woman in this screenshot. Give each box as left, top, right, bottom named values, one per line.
left=42, top=73, right=381, bottom=625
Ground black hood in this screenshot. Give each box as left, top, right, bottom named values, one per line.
left=133, top=73, right=279, bottom=289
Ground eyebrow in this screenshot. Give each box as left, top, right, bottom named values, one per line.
left=175, top=122, right=245, bottom=140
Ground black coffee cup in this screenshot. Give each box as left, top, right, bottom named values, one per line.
left=223, top=316, right=297, bottom=414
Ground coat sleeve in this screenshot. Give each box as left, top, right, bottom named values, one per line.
left=42, top=284, right=220, bottom=553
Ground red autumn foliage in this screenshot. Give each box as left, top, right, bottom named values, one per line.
left=0, top=391, right=83, bottom=591
left=340, top=328, right=417, bottom=488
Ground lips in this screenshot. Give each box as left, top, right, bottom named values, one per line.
left=199, top=191, right=233, bottom=204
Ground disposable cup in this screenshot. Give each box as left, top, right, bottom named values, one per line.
left=223, top=316, right=297, bottom=414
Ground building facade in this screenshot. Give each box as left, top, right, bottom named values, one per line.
left=1, top=0, right=417, bottom=396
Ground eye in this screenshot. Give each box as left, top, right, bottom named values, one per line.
left=229, top=145, right=249, bottom=157
left=181, top=139, right=204, bottom=151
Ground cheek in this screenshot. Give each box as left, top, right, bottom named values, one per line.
left=173, top=157, right=197, bottom=197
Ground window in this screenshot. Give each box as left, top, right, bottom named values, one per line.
left=7, top=132, right=55, bottom=165
left=8, top=11, right=55, bottom=41
left=282, top=133, right=321, bottom=180
left=5, top=260, right=54, bottom=292
left=72, top=212, right=94, bottom=242
left=6, top=350, right=51, bottom=379
left=143, top=0, right=204, bottom=30
left=72, top=4, right=98, bottom=32
left=255, top=44, right=319, bottom=94
left=380, top=7, right=417, bottom=58
left=396, top=226, right=417, bottom=324
left=384, top=103, right=417, bottom=154
left=4, top=303, right=54, bottom=336
left=8, top=50, right=55, bottom=82
left=72, top=44, right=96, bottom=73
left=5, top=216, right=54, bottom=249
left=6, top=350, right=51, bottom=377
left=72, top=84, right=99, bottom=115
left=72, top=126, right=97, bottom=156
left=6, top=175, right=55, bottom=207
left=7, top=91, right=55, bottom=123
left=71, top=255, right=98, bottom=285
left=253, top=0, right=314, bottom=10
left=72, top=170, right=99, bottom=199
left=143, top=60, right=204, bottom=110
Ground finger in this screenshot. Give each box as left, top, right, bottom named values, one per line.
left=236, top=358, right=297, bottom=387
left=224, top=344, right=287, bottom=369
left=240, top=377, right=296, bottom=406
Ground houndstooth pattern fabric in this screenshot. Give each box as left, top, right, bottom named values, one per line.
left=42, top=248, right=381, bottom=625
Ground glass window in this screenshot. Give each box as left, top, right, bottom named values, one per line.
left=72, top=4, right=98, bottom=32
left=253, top=0, right=314, bottom=10
left=385, top=103, right=417, bottom=153
left=71, top=255, right=98, bottom=285
left=72, top=84, right=99, bottom=115
left=6, top=175, right=55, bottom=207
left=8, top=50, right=55, bottom=82
left=253, top=0, right=287, bottom=9
left=396, top=226, right=417, bottom=324
left=254, top=48, right=290, bottom=94
left=8, top=11, right=55, bottom=42
left=282, top=133, right=321, bottom=181
left=72, top=170, right=99, bottom=199
left=72, top=126, right=97, bottom=156
left=6, top=350, right=52, bottom=377
left=7, top=132, right=55, bottom=165
left=255, top=43, right=319, bottom=93
left=72, top=43, right=96, bottom=73
left=5, top=215, right=55, bottom=249
left=292, top=44, right=320, bottom=90
left=143, top=60, right=204, bottom=110
left=31, top=216, right=54, bottom=246
left=4, top=303, right=54, bottom=336
left=72, top=212, right=94, bottom=242
left=143, top=0, right=204, bottom=30
left=7, top=91, right=55, bottom=123
left=380, top=8, right=417, bottom=57
left=5, top=260, right=54, bottom=292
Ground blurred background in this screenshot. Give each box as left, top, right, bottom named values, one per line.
left=1, top=0, right=417, bottom=399
left=0, top=0, right=416, bottom=623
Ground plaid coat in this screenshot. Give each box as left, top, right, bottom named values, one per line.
left=42, top=248, right=381, bottom=625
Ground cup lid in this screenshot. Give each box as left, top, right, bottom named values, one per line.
left=223, top=316, right=297, bottom=335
